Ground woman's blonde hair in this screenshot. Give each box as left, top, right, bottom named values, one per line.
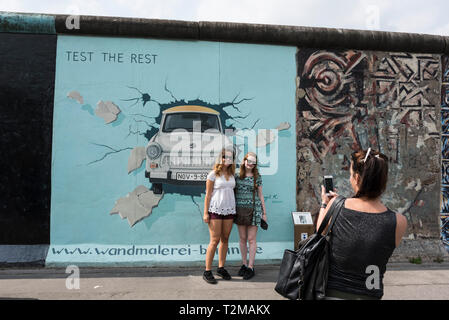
left=239, top=152, right=259, bottom=181
left=213, top=147, right=236, bottom=177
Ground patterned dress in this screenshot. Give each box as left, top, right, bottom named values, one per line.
left=234, top=173, right=263, bottom=227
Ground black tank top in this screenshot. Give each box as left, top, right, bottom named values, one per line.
left=327, top=199, right=397, bottom=299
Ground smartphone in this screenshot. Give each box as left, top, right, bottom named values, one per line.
left=324, top=175, right=334, bottom=195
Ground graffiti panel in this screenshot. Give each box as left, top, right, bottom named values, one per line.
left=442, top=216, right=449, bottom=252
left=442, top=110, right=449, bottom=135
left=443, top=55, right=449, bottom=83
left=297, top=49, right=441, bottom=237
left=442, top=186, right=449, bottom=214
left=442, top=161, right=449, bottom=186
left=442, top=137, right=449, bottom=160
left=441, top=56, right=449, bottom=254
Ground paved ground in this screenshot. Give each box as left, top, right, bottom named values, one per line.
left=0, top=262, right=448, bottom=300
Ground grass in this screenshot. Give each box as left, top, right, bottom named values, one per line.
left=408, top=256, right=422, bottom=264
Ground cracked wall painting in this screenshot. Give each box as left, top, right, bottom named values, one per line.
left=441, top=55, right=449, bottom=251
left=296, top=49, right=441, bottom=238
left=48, top=35, right=296, bottom=264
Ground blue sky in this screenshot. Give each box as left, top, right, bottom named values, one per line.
left=0, top=0, right=448, bottom=36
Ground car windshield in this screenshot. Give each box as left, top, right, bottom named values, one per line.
left=162, top=112, right=221, bottom=133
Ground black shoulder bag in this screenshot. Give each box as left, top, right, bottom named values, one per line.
left=274, top=196, right=345, bottom=300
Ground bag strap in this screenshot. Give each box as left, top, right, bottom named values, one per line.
left=317, top=196, right=345, bottom=236
left=325, top=196, right=345, bottom=236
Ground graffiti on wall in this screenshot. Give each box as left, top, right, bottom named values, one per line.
left=442, top=216, right=449, bottom=252
left=69, top=85, right=283, bottom=227
left=49, top=36, right=297, bottom=256
left=296, top=49, right=441, bottom=238
left=441, top=55, right=449, bottom=251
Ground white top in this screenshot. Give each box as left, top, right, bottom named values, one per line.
left=207, top=170, right=236, bottom=215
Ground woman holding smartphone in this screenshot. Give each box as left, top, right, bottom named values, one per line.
left=317, top=148, right=408, bottom=299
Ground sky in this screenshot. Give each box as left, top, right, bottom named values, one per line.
left=0, top=0, right=448, bottom=36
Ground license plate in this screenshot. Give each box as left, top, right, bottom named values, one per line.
left=176, top=172, right=207, bottom=181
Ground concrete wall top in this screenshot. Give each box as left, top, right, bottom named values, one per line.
left=1, top=11, right=449, bottom=54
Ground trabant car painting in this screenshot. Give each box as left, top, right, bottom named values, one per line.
left=145, top=105, right=233, bottom=194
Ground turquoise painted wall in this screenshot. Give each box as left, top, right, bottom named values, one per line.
left=0, top=12, right=55, bottom=33
left=48, top=35, right=297, bottom=265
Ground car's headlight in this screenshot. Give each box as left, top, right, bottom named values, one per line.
left=146, top=143, right=162, bottom=160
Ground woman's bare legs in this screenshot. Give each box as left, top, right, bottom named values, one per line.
left=219, top=219, right=234, bottom=268
left=247, top=226, right=258, bottom=269
left=205, top=219, right=222, bottom=271
left=238, top=225, right=248, bottom=266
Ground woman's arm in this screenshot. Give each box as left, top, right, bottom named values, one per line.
left=395, top=213, right=408, bottom=248
left=316, top=185, right=338, bottom=234
left=203, top=179, right=214, bottom=223
left=258, top=185, right=267, bottom=221
left=316, top=197, right=336, bottom=235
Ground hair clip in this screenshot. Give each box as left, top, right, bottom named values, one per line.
left=363, top=148, right=371, bottom=163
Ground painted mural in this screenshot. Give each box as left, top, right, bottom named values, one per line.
left=296, top=49, right=441, bottom=239
left=441, top=55, right=449, bottom=253
left=48, top=35, right=297, bottom=265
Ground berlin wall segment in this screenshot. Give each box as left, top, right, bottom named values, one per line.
left=0, top=32, right=56, bottom=244
left=296, top=48, right=442, bottom=241
left=296, top=48, right=449, bottom=261
left=0, top=12, right=448, bottom=264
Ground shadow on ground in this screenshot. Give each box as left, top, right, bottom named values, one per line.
left=0, top=265, right=281, bottom=282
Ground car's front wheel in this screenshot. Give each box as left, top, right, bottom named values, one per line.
left=152, top=183, right=163, bottom=194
